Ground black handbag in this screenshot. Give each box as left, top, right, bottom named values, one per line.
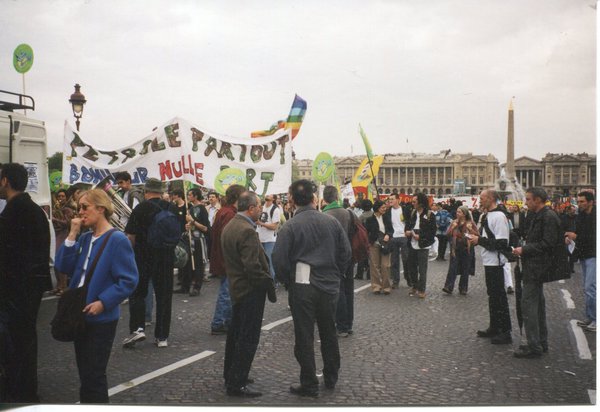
left=50, top=229, right=116, bottom=342
left=377, top=232, right=391, bottom=255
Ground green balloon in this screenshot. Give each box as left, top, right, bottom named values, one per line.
left=312, top=152, right=335, bottom=182
left=214, top=168, right=246, bottom=195
left=13, top=44, right=34, bottom=74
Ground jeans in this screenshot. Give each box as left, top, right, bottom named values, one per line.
left=74, top=320, right=118, bottom=403
left=444, top=251, right=471, bottom=292
left=580, top=258, right=596, bottom=322
left=390, top=237, right=409, bottom=285
left=290, top=284, right=340, bottom=391
left=211, top=277, right=232, bottom=330
left=407, top=246, right=429, bottom=292
left=436, top=234, right=448, bottom=259
left=223, top=287, right=267, bottom=389
left=484, top=266, right=512, bottom=334
left=130, top=249, right=174, bottom=340
left=261, top=242, right=276, bottom=281
left=521, top=281, right=547, bottom=353
left=336, top=268, right=354, bottom=333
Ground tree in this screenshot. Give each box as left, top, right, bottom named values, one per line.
left=48, top=151, right=63, bottom=172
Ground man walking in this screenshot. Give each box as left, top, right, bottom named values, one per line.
left=209, top=184, right=246, bottom=335
left=124, top=178, right=178, bottom=348
left=221, top=192, right=274, bottom=397
left=471, top=189, right=513, bottom=344
left=0, top=163, right=52, bottom=402
left=386, top=193, right=410, bottom=288
left=272, top=180, right=352, bottom=397
left=321, top=185, right=354, bottom=337
left=512, top=188, right=559, bottom=357
left=566, top=191, right=596, bottom=332
left=434, top=203, right=452, bottom=261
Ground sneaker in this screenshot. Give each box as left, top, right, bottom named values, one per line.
left=583, top=321, right=596, bottom=332
left=155, top=339, right=168, bottom=348
left=123, top=328, right=145, bottom=348
left=409, top=288, right=417, bottom=297
left=442, top=287, right=452, bottom=294
left=337, top=331, right=349, bottom=338
left=576, top=319, right=592, bottom=327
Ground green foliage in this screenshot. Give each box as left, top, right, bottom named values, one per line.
left=48, top=151, right=63, bottom=171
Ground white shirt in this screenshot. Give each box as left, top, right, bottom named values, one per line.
left=65, top=235, right=100, bottom=287
left=479, top=210, right=509, bottom=266
left=207, top=203, right=220, bottom=227
left=410, top=215, right=430, bottom=250
left=390, top=206, right=405, bottom=238
left=257, top=203, right=281, bottom=243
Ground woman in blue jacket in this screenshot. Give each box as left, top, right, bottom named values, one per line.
left=56, top=189, right=138, bottom=403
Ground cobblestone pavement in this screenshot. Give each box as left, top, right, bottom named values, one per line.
left=35, top=257, right=595, bottom=406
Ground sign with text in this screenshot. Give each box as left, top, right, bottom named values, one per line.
left=62, top=117, right=292, bottom=197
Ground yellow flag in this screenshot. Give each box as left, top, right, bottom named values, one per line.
left=352, top=156, right=384, bottom=188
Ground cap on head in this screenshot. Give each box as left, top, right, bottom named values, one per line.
left=144, top=178, right=164, bottom=194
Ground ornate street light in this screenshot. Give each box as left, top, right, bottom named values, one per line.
left=69, top=83, right=86, bottom=131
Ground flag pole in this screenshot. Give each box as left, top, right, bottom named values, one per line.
left=183, top=184, right=196, bottom=271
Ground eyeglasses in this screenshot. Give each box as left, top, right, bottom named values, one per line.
left=78, top=203, right=90, bottom=211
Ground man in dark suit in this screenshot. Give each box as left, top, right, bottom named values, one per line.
left=221, top=191, right=274, bottom=397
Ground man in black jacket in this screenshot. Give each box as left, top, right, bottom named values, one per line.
left=0, top=163, right=51, bottom=402
left=512, top=188, right=560, bottom=357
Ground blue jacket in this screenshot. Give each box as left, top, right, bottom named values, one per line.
left=435, top=209, right=451, bottom=235
left=55, top=230, right=138, bottom=324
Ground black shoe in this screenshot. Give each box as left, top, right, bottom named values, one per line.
left=519, top=344, right=547, bottom=354
left=491, top=331, right=512, bottom=344
left=226, top=386, right=262, bottom=397
left=513, top=347, right=542, bottom=359
left=542, top=343, right=548, bottom=353
left=324, top=379, right=337, bottom=390
left=476, top=328, right=497, bottom=338
left=189, top=288, right=200, bottom=297
left=442, top=287, right=452, bottom=294
left=290, top=384, right=318, bottom=397
left=211, top=326, right=228, bottom=335
left=506, top=286, right=514, bottom=294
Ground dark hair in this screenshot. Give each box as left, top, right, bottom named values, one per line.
left=373, top=199, right=386, bottom=213
left=415, top=193, right=429, bottom=211
left=67, top=183, right=88, bottom=198
left=208, top=191, right=219, bottom=199
left=0, top=163, right=28, bottom=192
left=189, top=188, right=203, bottom=200
left=361, top=199, right=373, bottom=212
left=577, top=191, right=595, bottom=202
left=114, top=171, right=132, bottom=182
left=56, top=188, right=68, bottom=197
left=526, top=187, right=548, bottom=203
left=290, top=179, right=316, bottom=206
left=170, top=189, right=184, bottom=199
left=237, top=191, right=258, bottom=212
left=225, top=184, right=246, bottom=206
left=323, top=185, right=339, bottom=204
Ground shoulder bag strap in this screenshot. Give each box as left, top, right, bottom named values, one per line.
left=83, top=229, right=117, bottom=289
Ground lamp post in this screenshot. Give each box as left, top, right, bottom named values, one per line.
left=68, top=84, right=86, bottom=131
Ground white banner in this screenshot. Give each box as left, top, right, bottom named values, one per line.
left=62, top=117, right=292, bottom=196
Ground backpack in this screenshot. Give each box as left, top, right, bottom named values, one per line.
left=147, top=201, right=181, bottom=249
left=347, top=210, right=370, bottom=263
left=269, top=204, right=278, bottom=220
left=481, top=210, right=519, bottom=263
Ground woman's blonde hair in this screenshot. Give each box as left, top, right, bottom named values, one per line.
left=79, top=189, right=114, bottom=220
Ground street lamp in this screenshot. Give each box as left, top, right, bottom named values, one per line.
left=69, top=83, right=86, bottom=131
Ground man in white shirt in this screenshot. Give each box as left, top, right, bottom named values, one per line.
left=206, top=191, right=221, bottom=228
left=385, top=194, right=410, bottom=288
left=256, top=194, right=281, bottom=281
left=471, top=189, right=513, bottom=345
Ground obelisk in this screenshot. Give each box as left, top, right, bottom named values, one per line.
left=505, top=100, right=515, bottom=180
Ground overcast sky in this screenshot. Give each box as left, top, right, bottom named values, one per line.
left=1, top=0, right=596, bottom=163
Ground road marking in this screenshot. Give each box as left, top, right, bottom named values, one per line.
left=561, top=289, right=576, bottom=309
left=589, top=389, right=596, bottom=404
left=569, top=320, right=593, bottom=360
left=354, top=284, right=371, bottom=294
left=262, top=316, right=293, bottom=331
left=108, top=350, right=216, bottom=397
left=42, top=295, right=58, bottom=301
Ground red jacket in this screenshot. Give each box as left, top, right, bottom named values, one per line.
left=209, top=204, right=237, bottom=277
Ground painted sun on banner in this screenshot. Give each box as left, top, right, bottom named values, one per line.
left=62, top=117, right=293, bottom=196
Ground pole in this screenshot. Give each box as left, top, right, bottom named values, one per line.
left=367, top=157, right=380, bottom=200
left=183, top=185, right=196, bottom=271
left=22, top=73, right=26, bottom=116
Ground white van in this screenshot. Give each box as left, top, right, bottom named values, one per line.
left=0, top=90, right=52, bottom=216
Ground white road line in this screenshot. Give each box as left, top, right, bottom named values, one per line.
left=354, top=284, right=371, bottom=294
left=588, top=389, right=596, bottom=405
left=108, top=350, right=216, bottom=397
left=561, top=289, right=576, bottom=309
left=569, top=320, right=593, bottom=360
left=262, top=316, right=293, bottom=331
left=42, top=295, right=58, bottom=301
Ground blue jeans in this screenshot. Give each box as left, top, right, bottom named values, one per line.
left=261, top=242, right=276, bottom=281
left=211, top=277, right=232, bottom=330
left=580, top=258, right=596, bottom=322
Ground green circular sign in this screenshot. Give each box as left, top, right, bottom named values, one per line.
left=312, top=152, right=335, bottom=182
left=13, top=44, right=34, bottom=74
left=214, top=168, right=246, bottom=196
left=49, top=171, right=63, bottom=192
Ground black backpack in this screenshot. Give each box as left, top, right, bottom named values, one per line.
left=147, top=201, right=181, bottom=249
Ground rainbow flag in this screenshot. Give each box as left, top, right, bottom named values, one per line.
left=251, top=94, right=307, bottom=139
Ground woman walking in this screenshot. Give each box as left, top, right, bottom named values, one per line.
left=55, top=189, right=138, bottom=403
left=443, top=205, right=478, bottom=295
left=365, top=200, right=394, bottom=294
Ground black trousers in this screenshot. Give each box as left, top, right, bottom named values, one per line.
left=130, top=248, right=174, bottom=340
left=390, top=237, right=409, bottom=285
left=4, top=287, right=43, bottom=403
left=290, top=284, right=340, bottom=391
left=223, top=287, right=267, bottom=389
left=407, top=247, right=429, bottom=292
left=484, top=265, right=512, bottom=334
left=335, top=269, right=354, bottom=333
left=436, top=234, right=449, bottom=259
left=74, top=320, right=118, bottom=403
left=181, top=238, right=204, bottom=291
